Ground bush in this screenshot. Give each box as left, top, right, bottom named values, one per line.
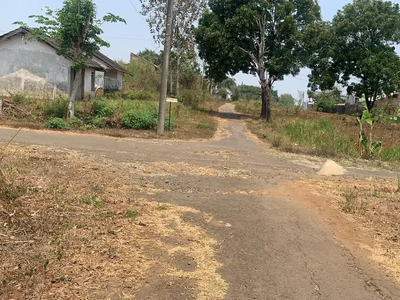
left=68, top=117, right=84, bottom=129
left=106, top=90, right=155, bottom=101
left=181, top=89, right=201, bottom=108
left=45, top=117, right=70, bottom=130
left=44, top=98, right=69, bottom=118
left=122, top=109, right=158, bottom=130
left=11, top=92, right=27, bottom=104
left=91, top=99, right=114, bottom=117
left=91, top=117, right=108, bottom=128
left=309, top=91, right=343, bottom=113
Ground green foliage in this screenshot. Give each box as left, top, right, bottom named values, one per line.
left=90, top=117, right=107, bottom=128
left=218, top=89, right=229, bottom=100
left=45, top=117, right=70, bottom=130
left=196, top=0, right=321, bottom=118
left=124, top=59, right=161, bottom=92
left=180, top=89, right=201, bottom=108
left=284, top=118, right=356, bottom=156
left=277, top=94, right=296, bottom=108
left=91, top=99, right=115, bottom=117
left=68, top=116, right=84, bottom=129
left=357, top=102, right=383, bottom=159
left=15, top=0, right=126, bottom=70
left=106, top=90, right=155, bottom=101
left=307, top=0, right=400, bottom=110
left=138, top=48, right=162, bottom=66
left=121, top=109, right=158, bottom=130
left=125, top=210, right=139, bottom=218
left=309, top=90, right=343, bottom=113
left=381, top=147, right=400, bottom=161
left=44, top=98, right=69, bottom=118
left=11, top=92, right=27, bottom=104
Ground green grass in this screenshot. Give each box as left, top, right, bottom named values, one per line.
left=125, top=210, right=139, bottom=218
left=283, top=118, right=357, bottom=157
left=239, top=101, right=400, bottom=164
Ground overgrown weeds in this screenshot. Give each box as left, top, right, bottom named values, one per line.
left=240, top=102, right=400, bottom=163
left=341, top=188, right=368, bottom=215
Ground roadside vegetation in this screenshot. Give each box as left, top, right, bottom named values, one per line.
left=236, top=100, right=400, bottom=165
left=0, top=57, right=220, bottom=140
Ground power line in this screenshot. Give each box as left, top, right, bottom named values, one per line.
left=128, top=0, right=144, bottom=18
left=288, top=75, right=309, bottom=82
left=103, top=36, right=153, bottom=41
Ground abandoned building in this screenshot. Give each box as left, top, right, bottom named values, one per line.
left=0, top=28, right=129, bottom=99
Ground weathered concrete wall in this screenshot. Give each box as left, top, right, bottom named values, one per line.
left=0, top=34, right=71, bottom=98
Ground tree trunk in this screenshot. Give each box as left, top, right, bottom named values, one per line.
left=68, top=69, right=82, bottom=119
left=260, top=82, right=271, bottom=121
left=366, top=97, right=375, bottom=112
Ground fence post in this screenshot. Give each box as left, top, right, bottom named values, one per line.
left=0, top=99, right=3, bottom=115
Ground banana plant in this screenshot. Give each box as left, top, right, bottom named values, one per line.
left=357, top=101, right=383, bottom=159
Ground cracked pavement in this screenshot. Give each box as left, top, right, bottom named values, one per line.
left=0, top=103, right=399, bottom=299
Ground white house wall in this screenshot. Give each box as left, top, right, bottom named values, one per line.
left=0, top=34, right=71, bottom=98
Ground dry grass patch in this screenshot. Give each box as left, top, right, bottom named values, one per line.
left=0, top=146, right=227, bottom=299
left=315, top=177, right=400, bottom=281
left=123, top=161, right=252, bottom=179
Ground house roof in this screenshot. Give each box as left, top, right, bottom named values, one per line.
left=0, top=28, right=129, bottom=74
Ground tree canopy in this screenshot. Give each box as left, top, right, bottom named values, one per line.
left=15, top=0, right=126, bottom=118
left=307, top=0, right=400, bottom=110
left=140, top=0, right=207, bottom=95
left=195, top=0, right=321, bottom=120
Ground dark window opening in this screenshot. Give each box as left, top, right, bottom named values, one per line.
left=91, top=71, right=96, bottom=92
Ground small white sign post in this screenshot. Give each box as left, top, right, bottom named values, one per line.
left=166, top=98, right=178, bottom=131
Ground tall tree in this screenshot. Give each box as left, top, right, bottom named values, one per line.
left=15, top=0, right=126, bottom=118
left=195, top=0, right=321, bottom=120
left=140, top=0, right=207, bottom=95
left=308, top=0, right=400, bottom=111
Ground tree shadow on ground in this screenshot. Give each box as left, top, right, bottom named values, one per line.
left=217, top=111, right=255, bottom=120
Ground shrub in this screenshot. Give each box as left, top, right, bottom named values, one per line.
left=91, top=117, right=108, bottom=128
left=122, top=109, right=158, bottom=130
left=91, top=99, right=114, bottom=117
left=68, top=117, right=84, bottom=129
left=11, top=92, right=27, bottom=104
left=309, top=91, right=343, bottom=113
left=44, top=98, right=69, bottom=118
left=106, top=90, right=155, bottom=101
left=181, top=89, right=201, bottom=108
left=45, top=117, right=70, bottom=130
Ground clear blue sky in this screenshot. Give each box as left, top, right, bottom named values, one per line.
left=1, top=0, right=399, bottom=99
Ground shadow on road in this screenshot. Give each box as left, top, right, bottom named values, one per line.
left=217, top=111, right=254, bottom=120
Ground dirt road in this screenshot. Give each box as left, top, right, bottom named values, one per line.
left=0, top=103, right=399, bottom=299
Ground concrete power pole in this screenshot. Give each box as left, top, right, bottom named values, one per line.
left=157, top=0, right=174, bottom=135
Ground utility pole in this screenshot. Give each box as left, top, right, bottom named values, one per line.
left=157, top=0, right=174, bottom=135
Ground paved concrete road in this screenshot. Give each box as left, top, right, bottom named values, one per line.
left=0, top=104, right=399, bottom=299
